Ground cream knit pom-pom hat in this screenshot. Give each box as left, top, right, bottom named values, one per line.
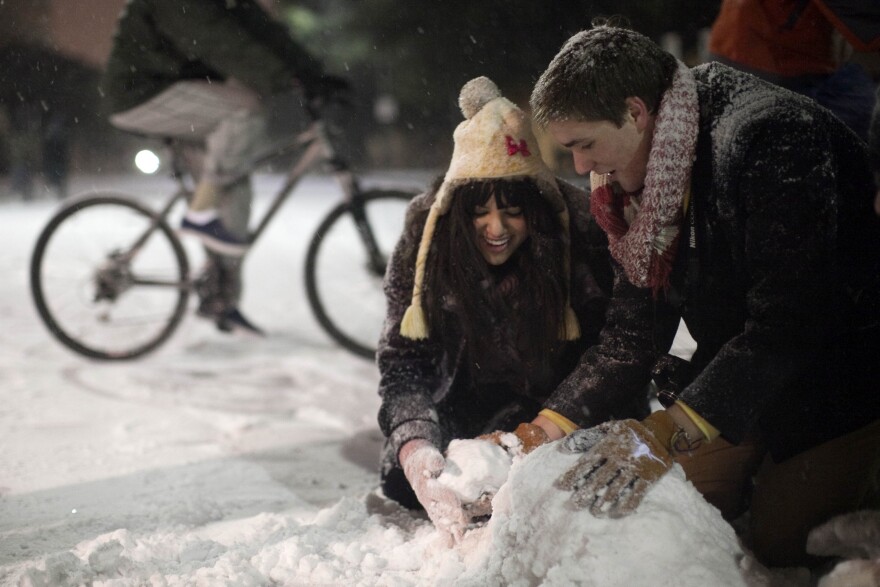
left=399, top=76, right=579, bottom=341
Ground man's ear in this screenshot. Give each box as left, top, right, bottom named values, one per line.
left=624, top=97, right=651, bottom=131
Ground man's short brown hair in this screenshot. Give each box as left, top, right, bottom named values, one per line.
left=530, top=25, right=678, bottom=128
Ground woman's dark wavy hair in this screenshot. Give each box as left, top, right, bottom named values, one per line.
left=530, top=20, right=678, bottom=127
left=423, top=177, right=568, bottom=370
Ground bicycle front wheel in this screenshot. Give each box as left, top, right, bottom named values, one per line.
left=30, top=193, right=191, bottom=360
left=305, top=189, right=414, bottom=360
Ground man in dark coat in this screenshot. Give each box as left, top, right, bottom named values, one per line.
left=871, top=85, right=880, bottom=215
left=530, top=24, right=880, bottom=568
left=102, top=0, right=345, bottom=333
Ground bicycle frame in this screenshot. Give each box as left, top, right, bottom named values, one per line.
left=33, top=102, right=417, bottom=360
left=116, top=113, right=369, bottom=277
left=156, top=111, right=388, bottom=271
left=247, top=119, right=355, bottom=244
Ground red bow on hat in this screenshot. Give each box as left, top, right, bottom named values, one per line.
left=506, top=135, right=531, bottom=157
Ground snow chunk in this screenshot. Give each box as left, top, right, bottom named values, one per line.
left=437, top=438, right=512, bottom=503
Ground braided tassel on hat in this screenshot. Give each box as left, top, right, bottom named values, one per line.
left=558, top=207, right=581, bottom=341
left=399, top=202, right=442, bottom=339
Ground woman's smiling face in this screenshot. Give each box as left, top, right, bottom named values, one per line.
left=473, top=194, right=529, bottom=265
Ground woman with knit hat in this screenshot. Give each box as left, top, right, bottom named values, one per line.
left=375, top=77, right=624, bottom=542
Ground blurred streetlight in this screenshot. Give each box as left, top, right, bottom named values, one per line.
left=134, top=149, right=160, bottom=174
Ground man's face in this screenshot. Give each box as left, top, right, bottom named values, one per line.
left=547, top=97, right=655, bottom=193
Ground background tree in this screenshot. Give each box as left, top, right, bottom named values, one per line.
left=278, top=0, right=721, bottom=168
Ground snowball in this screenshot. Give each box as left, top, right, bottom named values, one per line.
left=437, top=439, right=511, bottom=503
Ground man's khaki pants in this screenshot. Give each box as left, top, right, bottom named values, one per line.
left=676, top=419, right=880, bottom=568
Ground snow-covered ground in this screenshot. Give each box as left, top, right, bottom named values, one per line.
left=0, top=172, right=829, bottom=586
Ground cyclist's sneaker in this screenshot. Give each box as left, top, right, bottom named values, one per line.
left=180, top=217, right=248, bottom=257
left=196, top=296, right=226, bottom=320
left=215, top=307, right=265, bottom=336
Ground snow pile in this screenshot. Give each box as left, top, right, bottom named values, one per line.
left=808, top=511, right=880, bottom=587
left=1, top=184, right=780, bottom=586
left=456, top=441, right=747, bottom=586
left=15, top=439, right=747, bottom=586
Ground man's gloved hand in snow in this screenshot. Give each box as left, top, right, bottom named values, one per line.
left=556, top=419, right=673, bottom=518
left=807, top=512, right=880, bottom=587
left=478, top=422, right=551, bottom=457
left=807, top=510, right=880, bottom=560
left=399, top=439, right=468, bottom=546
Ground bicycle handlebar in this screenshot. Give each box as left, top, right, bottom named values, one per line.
left=304, top=92, right=352, bottom=122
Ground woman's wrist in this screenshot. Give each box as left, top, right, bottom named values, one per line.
left=398, top=438, right=433, bottom=466
left=658, top=388, right=720, bottom=442
left=665, top=403, right=705, bottom=441
left=531, top=414, right=566, bottom=441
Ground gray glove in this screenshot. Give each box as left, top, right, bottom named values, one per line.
left=556, top=419, right=673, bottom=518
left=807, top=510, right=880, bottom=559
left=401, top=443, right=468, bottom=546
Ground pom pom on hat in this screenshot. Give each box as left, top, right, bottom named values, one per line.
left=458, top=76, right=502, bottom=119
left=438, top=76, right=563, bottom=213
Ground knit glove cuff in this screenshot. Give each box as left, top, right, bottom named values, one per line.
left=478, top=422, right=551, bottom=457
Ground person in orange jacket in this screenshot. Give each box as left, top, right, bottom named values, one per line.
left=709, top=0, right=876, bottom=141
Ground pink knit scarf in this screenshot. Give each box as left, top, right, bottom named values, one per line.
left=590, top=62, right=699, bottom=294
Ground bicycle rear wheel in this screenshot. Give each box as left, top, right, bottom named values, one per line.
left=30, top=193, right=191, bottom=360
left=305, top=189, right=413, bottom=359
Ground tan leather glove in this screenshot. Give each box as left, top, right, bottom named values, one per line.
left=465, top=423, right=549, bottom=521
left=556, top=419, right=673, bottom=518
left=400, top=440, right=468, bottom=546
left=478, top=422, right=551, bottom=457
left=640, top=409, right=677, bottom=451
left=643, top=408, right=709, bottom=456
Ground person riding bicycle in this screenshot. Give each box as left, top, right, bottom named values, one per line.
left=375, top=77, right=617, bottom=543
left=102, top=0, right=348, bottom=334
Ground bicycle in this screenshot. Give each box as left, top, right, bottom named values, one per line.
left=29, top=100, right=418, bottom=361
